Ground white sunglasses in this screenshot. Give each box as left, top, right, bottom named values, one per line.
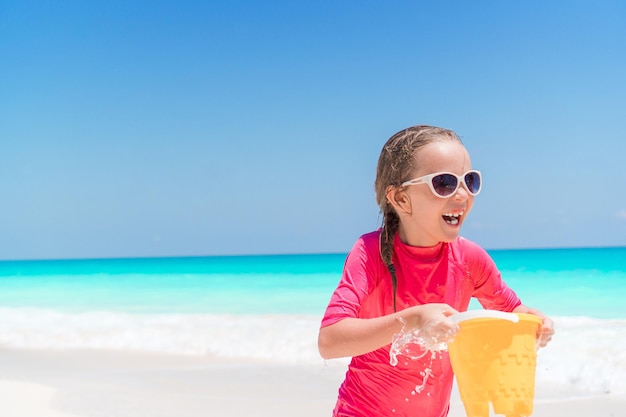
left=401, top=170, right=482, bottom=198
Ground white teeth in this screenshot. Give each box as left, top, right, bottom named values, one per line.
left=443, top=211, right=464, bottom=226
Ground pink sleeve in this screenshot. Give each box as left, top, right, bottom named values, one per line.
left=462, top=239, right=522, bottom=312
left=320, top=232, right=381, bottom=328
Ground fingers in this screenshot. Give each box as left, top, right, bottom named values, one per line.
left=421, top=316, right=459, bottom=346
left=536, top=315, right=555, bottom=349
left=537, top=331, right=553, bottom=348
left=432, top=304, right=460, bottom=338
left=442, top=304, right=459, bottom=317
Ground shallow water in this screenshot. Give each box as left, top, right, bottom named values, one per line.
left=0, top=247, right=625, bottom=397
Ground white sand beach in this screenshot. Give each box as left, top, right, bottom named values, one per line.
left=1, top=349, right=625, bottom=417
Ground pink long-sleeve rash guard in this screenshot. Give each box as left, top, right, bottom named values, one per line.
left=321, top=230, right=521, bottom=417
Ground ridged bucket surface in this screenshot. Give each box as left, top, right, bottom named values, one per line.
left=448, top=311, right=542, bottom=417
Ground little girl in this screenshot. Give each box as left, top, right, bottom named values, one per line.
left=318, top=125, right=554, bottom=417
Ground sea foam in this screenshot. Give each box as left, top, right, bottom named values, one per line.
left=0, top=308, right=624, bottom=398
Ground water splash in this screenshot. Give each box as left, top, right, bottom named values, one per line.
left=389, top=320, right=455, bottom=399
left=414, top=366, right=435, bottom=394
left=390, top=328, right=430, bottom=366
left=389, top=318, right=455, bottom=367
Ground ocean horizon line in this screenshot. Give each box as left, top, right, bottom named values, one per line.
left=2, top=243, right=626, bottom=263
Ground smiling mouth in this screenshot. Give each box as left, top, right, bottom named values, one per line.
left=442, top=210, right=464, bottom=226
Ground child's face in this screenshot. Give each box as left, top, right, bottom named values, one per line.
left=397, top=140, right=475, bottom=247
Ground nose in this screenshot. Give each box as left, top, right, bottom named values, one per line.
left=453, top=184, right=471, bottom=200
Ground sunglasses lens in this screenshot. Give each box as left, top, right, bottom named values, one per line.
left=431, top=174, right=458, bottom=197
left=464, top=172, right=481, bottom=194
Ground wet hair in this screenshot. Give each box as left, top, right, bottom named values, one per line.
left=374, top=125, right=463, bottom=311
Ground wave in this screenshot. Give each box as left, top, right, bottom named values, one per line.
left=534, top=316, right=626, bottom=397
left=0, top=308, right=624, bottom=398
left=0, top=307, right=323, bottom=362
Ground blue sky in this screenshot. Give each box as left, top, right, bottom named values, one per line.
left=1, top=1, right=625, bottom=260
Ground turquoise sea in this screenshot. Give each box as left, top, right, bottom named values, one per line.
left=1, top=247, right=624, bottom=318
left=1, top=246, right=625, bottom=397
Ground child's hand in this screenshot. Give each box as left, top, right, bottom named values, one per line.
left=514, top=306, right=555, bottom=348
left=534, top=310, right=555, bottom=348
left=399, top=303, right=460, bottom=345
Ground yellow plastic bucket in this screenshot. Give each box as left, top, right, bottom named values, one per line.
left=447, top=310, right=542, bottom=417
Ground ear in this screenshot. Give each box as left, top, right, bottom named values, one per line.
left=385, top=186, right=412, bottom=215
